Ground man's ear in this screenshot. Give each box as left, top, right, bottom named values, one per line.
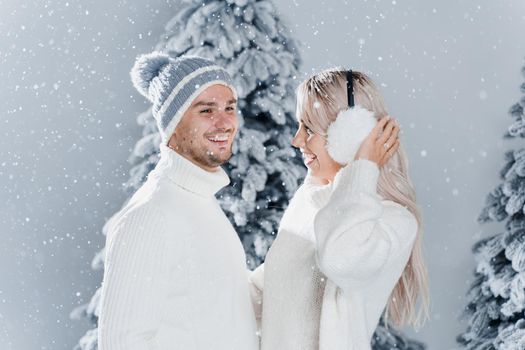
left=167, top=132, right=177, bottom=149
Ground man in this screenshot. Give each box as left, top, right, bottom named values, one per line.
left=97, top=52, right=259, bottom=350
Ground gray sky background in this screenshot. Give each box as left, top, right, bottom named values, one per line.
left=1, top=0, right=524, bottom=349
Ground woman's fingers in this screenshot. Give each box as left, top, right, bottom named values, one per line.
left=377, top=118, right=398, bottom=144
left=358, top=116, right=400, bottom=165
left=384, top=126, right=399, bottom=151
left=376, top=117, right=400, bottom=165
left=372, top=115, right=391, bottom=139
left=379, top=139, right=400, bottom=165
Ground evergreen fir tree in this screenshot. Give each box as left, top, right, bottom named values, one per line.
left=70, top=1, right=427, bottom=349
left=372, top=318, right=426, bottom=350
left=457, top=61, right=525, bottom=350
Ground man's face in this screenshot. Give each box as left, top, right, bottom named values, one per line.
left=168, top=84, right=238, bottom=171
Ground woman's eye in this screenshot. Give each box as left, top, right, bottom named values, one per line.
left=200, top=109, right=212, bottom=114
left=305, top=127, right=313, bottom=135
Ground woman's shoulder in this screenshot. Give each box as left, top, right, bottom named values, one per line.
left=379, top=199, right=419, bottom=239
left=380, top=198, right=413, bottom=214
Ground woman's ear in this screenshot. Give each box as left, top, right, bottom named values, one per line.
left=325, top=105, right=377, bottom=165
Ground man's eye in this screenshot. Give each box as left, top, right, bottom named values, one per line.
left=226, top=106, right=235, bottom=111
left=200, top=109, right=212, bottom=113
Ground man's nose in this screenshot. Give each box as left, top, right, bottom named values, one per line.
left=213, top=108, right=235, bottom=130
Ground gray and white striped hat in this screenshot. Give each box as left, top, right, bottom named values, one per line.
left=130, top=51, right=236, bottom=142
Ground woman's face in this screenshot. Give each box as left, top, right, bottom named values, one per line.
left=292, top=121, right=343, bottom=184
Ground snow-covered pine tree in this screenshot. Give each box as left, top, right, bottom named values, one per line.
left=70, top=1, right=427, bottom=349
left=154, top=0, right=307, bottom=267
left=373, top=318, right=426, bottom=349
left=457, top=61, right=525, bottom=350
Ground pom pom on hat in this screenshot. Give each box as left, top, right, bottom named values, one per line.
left=325, top=105, right=377, bottom=164
left=130, top=51, right=172, bottom=101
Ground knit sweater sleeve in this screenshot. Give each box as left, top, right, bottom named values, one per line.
left=98, top=205, right=171, bottom=350
left=248, top=263, right=265, bottom=332
left=313, top=158, right=418, bottom=289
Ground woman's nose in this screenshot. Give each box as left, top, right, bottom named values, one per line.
left=291, top=130, right=304, bottom=148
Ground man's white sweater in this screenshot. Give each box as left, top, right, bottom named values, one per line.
left=253, top=158, right=419, bottom=350
left=98, top=143, right=259, bottom=350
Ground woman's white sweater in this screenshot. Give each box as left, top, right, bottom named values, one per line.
left=251, top=158, right=418, bottom=350
left=98, top=143, right=259, bottom=350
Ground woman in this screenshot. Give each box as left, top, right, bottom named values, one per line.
left=249, top=68, right=430, bottom=350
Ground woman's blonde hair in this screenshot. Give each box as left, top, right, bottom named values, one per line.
left=296, top=67, right=430, bottom=330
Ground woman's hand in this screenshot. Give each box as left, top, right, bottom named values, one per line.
left=353, top=115, right=400, bottom=166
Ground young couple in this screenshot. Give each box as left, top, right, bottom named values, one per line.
left=97, top=52, right=430, bottom=350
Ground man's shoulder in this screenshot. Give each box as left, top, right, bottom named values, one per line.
left=105, top=200, right=192, bottom=253
left=125, top=175, right=190, bottom=208
left=109, top=175, right=225, bottom=235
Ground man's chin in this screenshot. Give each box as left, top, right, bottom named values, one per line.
left=197, top=145, right=233, bottom=167
left=208, top=149, right=233, bottom=166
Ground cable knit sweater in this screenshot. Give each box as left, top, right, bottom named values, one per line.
left=98, top=143, right=259, bottom=350
left=250, top=158, right=418, bottom=350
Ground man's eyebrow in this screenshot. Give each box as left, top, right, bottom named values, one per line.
left=192, top=99, right=237, bottom=108
left=192, top=101, right=217, bottom=108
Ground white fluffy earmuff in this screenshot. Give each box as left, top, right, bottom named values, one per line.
left=325, top=104, right=377, bottom=164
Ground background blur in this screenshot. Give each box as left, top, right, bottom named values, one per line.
left=1, top=0, right=524, bottom=349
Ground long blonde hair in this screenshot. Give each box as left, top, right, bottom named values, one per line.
left=296, top=67, right=430, bottom=330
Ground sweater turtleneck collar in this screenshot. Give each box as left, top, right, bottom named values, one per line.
left=302, top=174, right=334, bottom=210
left=149, top=143, right=230, bottom=197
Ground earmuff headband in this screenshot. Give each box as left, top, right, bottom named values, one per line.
left=346, top=69, right=354, bottom=108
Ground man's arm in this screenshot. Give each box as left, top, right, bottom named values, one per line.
left=98, top=206, right=170, bottom=350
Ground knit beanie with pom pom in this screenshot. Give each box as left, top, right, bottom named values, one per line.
left=130, top=51, right=236, bottom=142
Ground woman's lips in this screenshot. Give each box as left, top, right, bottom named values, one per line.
left=302, top=152, right=316, bottom=165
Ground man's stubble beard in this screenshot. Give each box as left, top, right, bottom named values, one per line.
left=184, top=139, right=233, bottom=169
